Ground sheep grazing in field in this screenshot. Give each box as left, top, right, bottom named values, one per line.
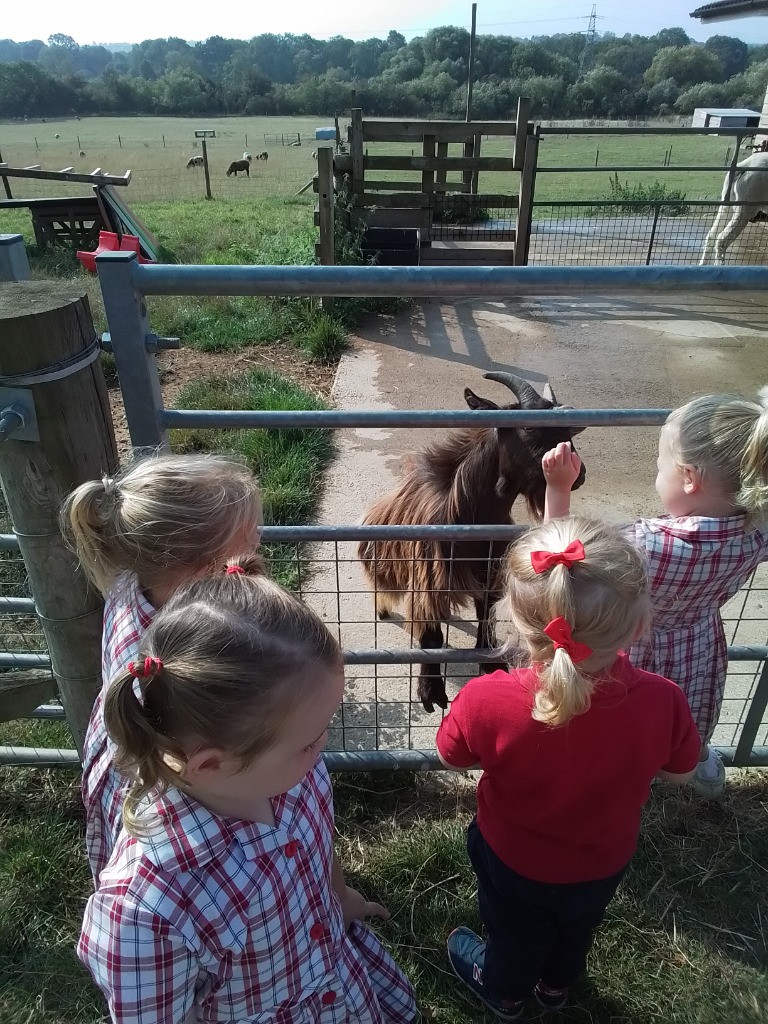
left=358, top=373, right=586, bottom=713
left=258, top=151, right=269, bottom=161
left=312, top=150, right=318, bottom=161
left=243, top=151, right=252, bottom=161
left=226, top=159, right=251, bottom=177
left=186, top=155, right=204, bottom=170
left=54, top=133, right=60, bottom=139
left=700, top=151, right=768, bottom=264
left=79, top=150, right=86, bottom=157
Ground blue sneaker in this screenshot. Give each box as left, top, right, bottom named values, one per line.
left=446, top=926, right=525, bottom=1020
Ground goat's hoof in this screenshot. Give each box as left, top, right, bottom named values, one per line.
left=418, top=680, right=448, bottom=713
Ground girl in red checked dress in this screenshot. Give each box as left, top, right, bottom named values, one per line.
left=437, top=517, right=699, bottom=1019
left=77, top=558, right=417, bottom=1024
left=61, top=452, right=264, bottom=884
left=543, top=387, right=768, bottom=799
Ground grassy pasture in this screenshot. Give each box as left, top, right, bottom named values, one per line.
left=0, top=115, right=739, bottom=206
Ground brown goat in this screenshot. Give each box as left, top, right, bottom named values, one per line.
left=358, top=373, right=586, bottom=712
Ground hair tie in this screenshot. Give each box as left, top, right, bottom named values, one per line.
left=543, top=617, right=592, bottom=663
left=226, top=565, right=246, bottom=575
left=531, top=539, right=586, bottom=574
left=128, top=656, right=163, bottom=678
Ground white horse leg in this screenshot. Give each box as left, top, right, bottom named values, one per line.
left=712, top=206, right=753, bottom=265
left=700, top=205, right=729, bottom=265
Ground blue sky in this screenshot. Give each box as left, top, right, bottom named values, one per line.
left=6, top=0, right=768, bottom=47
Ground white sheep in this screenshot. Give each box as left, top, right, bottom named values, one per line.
left=54, top=133, right=60, bottom=139
left=243, top=151, right=252, bottom=162
left=700, top=152, right=768, bottom=265
left=312, top=150, right=318, bottom=161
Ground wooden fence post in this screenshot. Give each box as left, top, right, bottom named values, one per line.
left=201, top=139, right=213, bottom=200
left=350, top=108, right=364, bottom=195
left=0, top=282, right=119, bottom=753
left=316, top=147, right=335, bottom=312
left=514, top=97, right=531, bottom=172
left=515, top=126, right=539, bottom=266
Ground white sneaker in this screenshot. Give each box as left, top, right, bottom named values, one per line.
left=690, top=752, right=725, bottom=799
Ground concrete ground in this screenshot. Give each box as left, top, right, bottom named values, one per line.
left=308, top=291, right=768, bottom=754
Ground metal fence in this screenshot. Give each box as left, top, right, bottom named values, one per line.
left=530, top=125, right=768, bottom=268
left=2, top=262, right=768, bottom=769
left=529, top=200, right=768, bottom=267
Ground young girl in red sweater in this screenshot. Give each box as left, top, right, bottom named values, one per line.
left=437, top=516, right=699, bottom=1018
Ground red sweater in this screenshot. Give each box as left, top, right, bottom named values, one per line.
left=436, top=654, right=699, bottom=883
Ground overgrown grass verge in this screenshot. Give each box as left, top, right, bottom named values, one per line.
left=1, top=759, right=767, bottom=1023
left=170, top=368, right=334, bottom=591
left=1, top=199, right=355, bottom=360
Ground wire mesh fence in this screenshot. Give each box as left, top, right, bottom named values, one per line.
left=4, top=529, right=764, bottom=758
left=429, top=193, right=518, bottom=243
left=529, top=201, right=768, bottom=266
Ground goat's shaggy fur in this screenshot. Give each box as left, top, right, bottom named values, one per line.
left=226, top=159, right=251, bottom=177
left=700, top=151, right=768, bottom=264
left=358, top=374, right=586, bottom=712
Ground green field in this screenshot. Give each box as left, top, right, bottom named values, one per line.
left=0, top=115, right=737, bottom=211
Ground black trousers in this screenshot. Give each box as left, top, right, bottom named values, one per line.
left=467, top=819, right=627, bottom=1001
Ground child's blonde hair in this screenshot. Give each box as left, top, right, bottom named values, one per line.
left=666, top=387, right=768, bottom=521
left=61, top=452, right=263, bottom=595
left=104, top=554, right=341, bottom=835
left=499, top=516, right=650, bottom=728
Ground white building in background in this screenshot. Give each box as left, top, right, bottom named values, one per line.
left=690, top=1, right=768, bottom=143
left=691, top=107, right=761, bottom=128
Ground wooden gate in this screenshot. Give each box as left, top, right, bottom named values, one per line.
left=315, top=100, right=538, bottom=267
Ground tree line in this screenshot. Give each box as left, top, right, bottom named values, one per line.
left=2, top=27, right=768, bottom=121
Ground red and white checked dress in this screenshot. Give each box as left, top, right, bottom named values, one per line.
left=81, top=574, right=156, bottom=884
left=78, top=759, right=417, bottom=1024
left=626, top=515, right=768, bottom=742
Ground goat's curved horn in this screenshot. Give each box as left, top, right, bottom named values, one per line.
left=483, top=372, right=543, bottom=407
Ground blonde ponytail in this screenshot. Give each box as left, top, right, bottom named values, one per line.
left=535, top=647, right=593, bottom=726
left=738, top=390, right=768, bottom=520
left=61, top=452, right=263, bottom=596
left=61, top=477, right=119, bottom=597
left=500, top=517, right=650, bottom=728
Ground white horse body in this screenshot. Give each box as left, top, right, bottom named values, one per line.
left=700, top=152, right=768, bottom=265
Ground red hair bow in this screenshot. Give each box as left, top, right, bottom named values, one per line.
left=543, top=617, right=592, bottom=663
left=128, top=656, right=163, bottom=678
left=226, top=565, right=245, bottom=575
left=530, top=539, right=586, bottom=574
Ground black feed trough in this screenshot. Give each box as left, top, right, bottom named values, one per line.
left=361, top=227, right=420, bottom=266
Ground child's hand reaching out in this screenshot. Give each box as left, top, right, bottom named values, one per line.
left=542, top=443, right=583, bottom=520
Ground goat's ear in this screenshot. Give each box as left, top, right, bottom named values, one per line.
left=464, top=387, right=499, bottom=411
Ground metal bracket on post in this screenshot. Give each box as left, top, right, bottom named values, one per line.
left=95, top=251, right=168, bottom=452
left=100, top=333, right=181, bottom=354
left=0, top=387, right=38, bottom=441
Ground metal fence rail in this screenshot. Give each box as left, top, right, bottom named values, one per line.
left=2, top=259, right=767, bottom=771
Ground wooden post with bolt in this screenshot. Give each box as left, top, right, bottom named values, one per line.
left=0, top=282, right=119, bottom=753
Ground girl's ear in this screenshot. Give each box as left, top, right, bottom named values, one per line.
left=681, top=464, right=702, bottom=495
left=185, top=746, right=227, bottom=782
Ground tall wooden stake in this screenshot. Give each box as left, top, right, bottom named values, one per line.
left=466, top=3, right=477, bottom=122
left=202, top=139, right=213, bottom=200
left=316, top=147, right=335, bottom=312
left=0, top=282, right=118, bottom=752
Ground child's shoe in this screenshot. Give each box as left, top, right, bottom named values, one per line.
left=446, top=926, right=525, bottom=1020
left=691, top=749, right=725, bottom=799
left=534, top=980, right=568, bottom=1010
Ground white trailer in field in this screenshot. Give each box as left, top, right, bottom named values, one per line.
left=691, top=107, right=761, bottom=129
